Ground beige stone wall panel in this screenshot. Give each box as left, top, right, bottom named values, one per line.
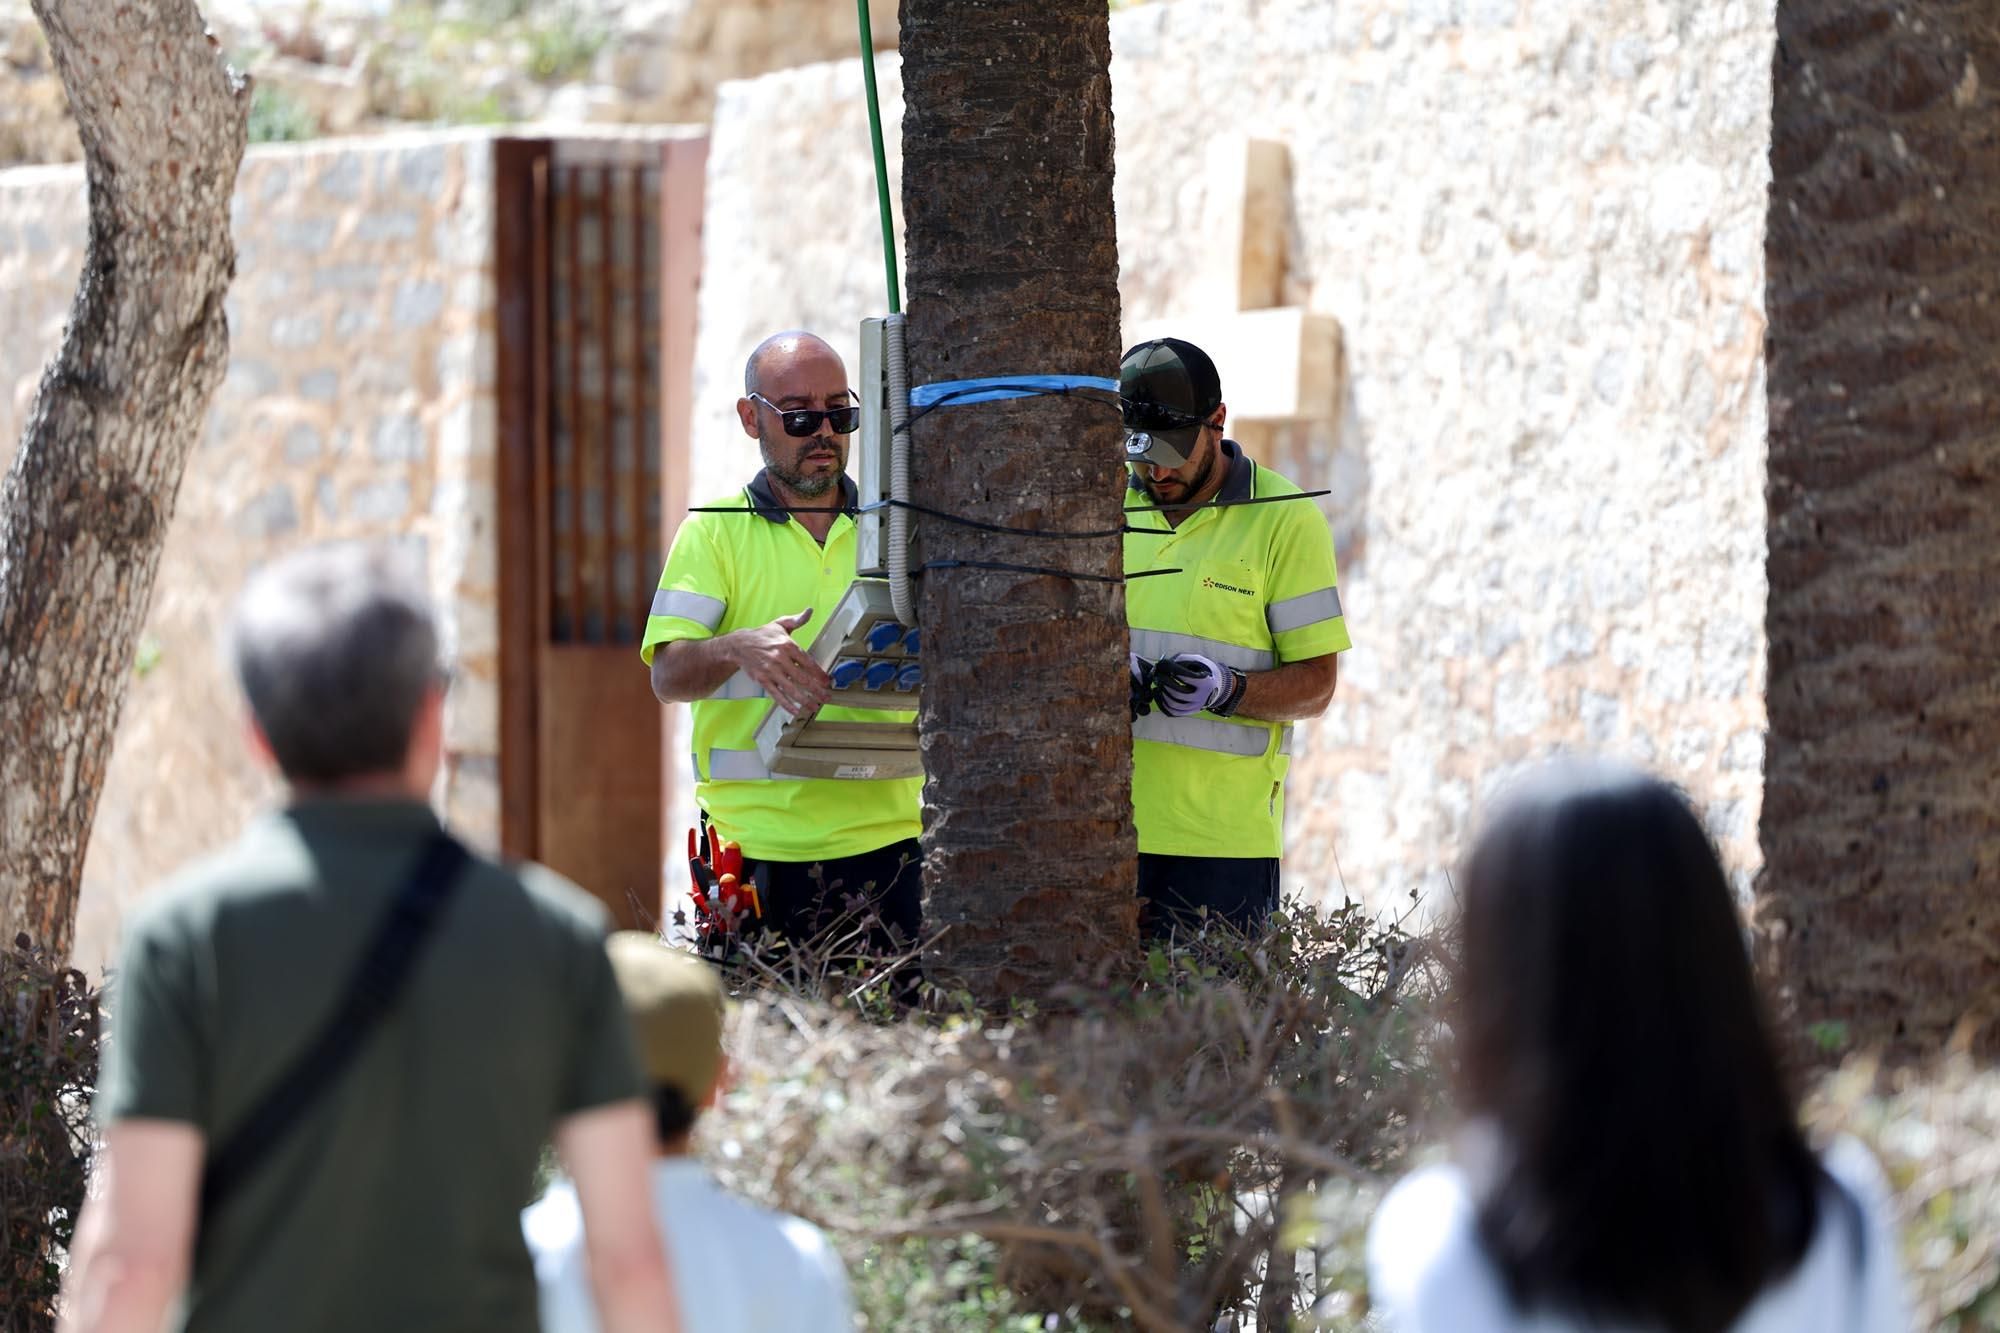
left=0, top=130, right=504, bottom=975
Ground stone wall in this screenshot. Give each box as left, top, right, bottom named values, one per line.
left=689, top=0, right=1774, bottom=914
left=0, top=131, right=502, bottom=975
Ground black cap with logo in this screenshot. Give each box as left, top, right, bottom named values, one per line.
left=1119, top=337, right=1222, bottom=468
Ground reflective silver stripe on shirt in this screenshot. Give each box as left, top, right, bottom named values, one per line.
left=1129, top=628, right=1275, bottom=673
left=1266, top=586, right=1343, bottom=635
left=1277, top=725, right=1295, bottom=756
left=711, top=672, right=768, bottom=701
left=1132, top=712, right=1273, bottom=757
left=650, top=588, right=726, bottom=630
left=704, top=748, right=801, bottom=782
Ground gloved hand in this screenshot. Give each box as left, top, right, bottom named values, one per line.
left=1152, top=653, right=1248, bottom=718
left=1130, top=652, right=1156, bottom=719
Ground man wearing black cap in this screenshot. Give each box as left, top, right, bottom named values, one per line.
left=1120, top=337, right=1351, bottom=935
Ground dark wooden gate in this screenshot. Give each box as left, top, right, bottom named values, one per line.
left=494, top=134, right=707, bottom=928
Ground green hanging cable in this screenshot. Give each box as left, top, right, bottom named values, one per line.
left=855, top=0, right=901, bottom=313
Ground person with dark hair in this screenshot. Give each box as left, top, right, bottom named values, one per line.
left=525, top=932, right=853, bottom=1332
left=1366, top=760, right=1909, bottom=1333
left=62, top=543, right=678, bottom=1333
left=1120, top=336, right=1350, bottom=936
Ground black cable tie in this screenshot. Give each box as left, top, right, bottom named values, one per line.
left=683, top=504, right=862, bottom=516
left=1125, top=489, right=1334, bottom=515
left=857, top=497, right=1127, bottom=540
left=914, top=560, right=1183, bottom=586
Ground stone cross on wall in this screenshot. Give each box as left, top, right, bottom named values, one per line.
left=1123, top=135, right=1344, bottom=463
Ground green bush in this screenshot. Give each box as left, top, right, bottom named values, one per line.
left=246, top=83, right=320, bottom=144
left=1, top=936, right=101, bottom=1333
left=522, top=7, right=607, bottom=85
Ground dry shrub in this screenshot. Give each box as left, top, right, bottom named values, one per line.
left=1806, top=1056, right=2000, bottom=1331
left=702, top=900, right=1447, bottom=1331
left=1, top=935, right=101, bottom=1333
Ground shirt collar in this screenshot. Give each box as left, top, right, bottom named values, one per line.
left=1215, top=439, right=1254, bottom=504
left=279, top=795, right=443, bottom=836
left=745, top=469, right=858, bottom=524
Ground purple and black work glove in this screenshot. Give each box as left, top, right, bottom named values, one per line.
left=1130, top=651, right=1157, bottom=719
left=1152, top=653, right=1249, bottom=718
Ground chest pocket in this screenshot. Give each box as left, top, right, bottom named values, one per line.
left=1188, top=555, right=1268, bottom=651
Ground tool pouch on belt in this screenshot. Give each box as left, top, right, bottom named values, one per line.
left=687, top=817, right=764, bottom=950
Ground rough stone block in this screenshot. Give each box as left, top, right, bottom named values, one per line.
left=315, top=263, right=384, bottom=293
left=394, top=145, right=450, bottom=200
left=318, top=153, right=367, bottom=201
left=270, top=313, right=323, bottom=350
left=223, top=358, right=281, bottom=400
left=1580, top=690, right=1622, bottom=744
left=284, top=423, right=323, bottom=463
left=237, top=483, right=300, bottom=538
left=275, top=217, right=337, bottom=251
left=443, top=669, right=500, bottom=753
left=371, top=412, right=425, bottom=462
left=348, top=478, right=412, bottom=523
left=435, top=394, right=493, bottom=461
left=1494, top=674, right=1550, bottom=737
left=355, top=210, right=421, bottom=243
left=1188, top=135, right=1291, bottom=314
left=1722, top=728, right=1763, bottom=773
left=334, top=305, right=380, bottom=338
left=1670, top=726, right=1713, bottom=774
left=351, top=356, right=415, bottom=397
left=433, top=205, right=494, bottom=269
left=392, top=279, right=447, bottom=330
left=298, top=368, right=340, bottom=402
left=1466, top=0, right=1520, bottom=28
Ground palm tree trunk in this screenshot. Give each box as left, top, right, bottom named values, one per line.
left=899, top=0, right=1138, bottom=1002
left=1760, top=0, right=2000, bottom=1055
left=0, top=0, right=247, bottom=961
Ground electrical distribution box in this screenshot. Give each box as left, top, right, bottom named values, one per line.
left=854, top=316, right=911, bottom=579
left=754, top=578, right=921, bottom=780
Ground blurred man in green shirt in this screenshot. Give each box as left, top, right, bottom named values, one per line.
left=63, top=543, right=679, bottom=1333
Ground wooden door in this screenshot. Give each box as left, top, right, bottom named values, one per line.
left=494, top=135, right=707, bottom=929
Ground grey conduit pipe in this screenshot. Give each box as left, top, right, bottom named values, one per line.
left=884, top=312, right=915, bottom=626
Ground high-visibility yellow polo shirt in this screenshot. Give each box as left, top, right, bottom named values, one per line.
left=1123, top=441, right=1351, bottom=858
left=641, top=471, right=922, bottom=863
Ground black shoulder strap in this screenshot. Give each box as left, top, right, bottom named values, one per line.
left=199, top=830, right=471, bottom=1218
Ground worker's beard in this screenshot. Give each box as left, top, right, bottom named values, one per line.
left=761, top=430, right=845, bottom=498
left=1143, top=445, right=1217, bottom=507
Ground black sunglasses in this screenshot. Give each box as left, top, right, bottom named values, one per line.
left=1119, top=397, right=1213, bottom=433
left=749, top=392, right=862, bottom=438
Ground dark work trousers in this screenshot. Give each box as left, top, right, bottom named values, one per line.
left=752, top=837, right=924, bottom=953
left=1138, top=853, right=1281, bottom=940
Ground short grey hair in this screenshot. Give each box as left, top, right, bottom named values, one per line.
left=230, top=542, right=442, bottom=784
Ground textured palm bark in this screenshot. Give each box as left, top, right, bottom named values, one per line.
left=899, top=0, right=1138, bottom=1001
left=1760, top=0, right=2000, bottom=1055
left=0, top=0, right=247, bottom=960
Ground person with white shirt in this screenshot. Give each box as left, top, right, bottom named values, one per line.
left=525, top=932, right=854, bottom=1333
left=1367, top=761, right=1910, bottom=1333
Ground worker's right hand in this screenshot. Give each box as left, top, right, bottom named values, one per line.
left=725, top=607, right=831, bottom=716
left=1130, top=652, right=1156, bottom=720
